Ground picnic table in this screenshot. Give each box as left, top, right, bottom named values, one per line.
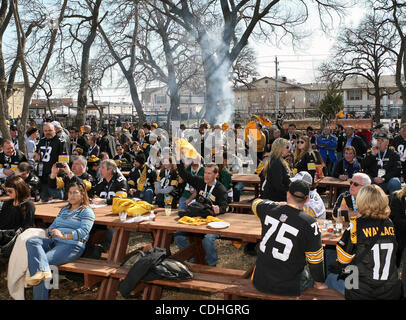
left=231, top=174, right=261, bottom=198
left=33, top=202, right=343, bottom=300
left=316, top=176, right=350, bottom=209
left=34, top=201, right=160, bottom=299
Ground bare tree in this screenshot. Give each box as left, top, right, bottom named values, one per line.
left=10, top=0, right=68, bottom=153
left=136, top=2, right=203, bottom=130
left=98, top=0, right=146, bottom=125
left=318, top=12, right=398, bottom=123
left=154, top=0, right=349, bottom=125
left=372, top=0, right=406, bottom=122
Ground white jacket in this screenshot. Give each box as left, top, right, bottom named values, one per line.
left=7, top=228, right=46, bottom=300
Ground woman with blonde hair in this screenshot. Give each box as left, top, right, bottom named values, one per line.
left=332, top=184, right=401, bottom=300
left=261, top=138, right=291, bottom=201
left=293, top=135, right=323, bottom=182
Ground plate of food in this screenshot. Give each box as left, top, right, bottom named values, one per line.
left=207, top=221, right=230, bottom=229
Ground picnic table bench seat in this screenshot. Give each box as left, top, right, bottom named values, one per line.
left=228, top=201, right=252, bottom=213
left=58, top=258, right=344, bottom=300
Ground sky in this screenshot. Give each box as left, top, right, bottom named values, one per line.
left=38, top=2, right=369, bottom=103
left=252, top=4, right=368, bottom=84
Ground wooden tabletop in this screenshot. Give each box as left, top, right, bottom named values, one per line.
left=317, top=176, right=350, bottom=187
left=231, top=174, right=260, bottom=184
left=148, top=213, right=342, bottom=245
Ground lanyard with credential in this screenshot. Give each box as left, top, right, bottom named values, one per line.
left=377, top=150, right=387, bottom=167
left=204, top=181, right=216, bottom=199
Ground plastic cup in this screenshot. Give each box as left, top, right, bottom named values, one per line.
left=165, top=205, right=171, bottom=216
left=119, top=211, right=127, bottom=222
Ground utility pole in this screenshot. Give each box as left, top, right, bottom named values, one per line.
left=275, top=56, right=279, bottom=115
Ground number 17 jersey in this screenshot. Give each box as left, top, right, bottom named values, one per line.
left=251, top=199, right=325, bottom=296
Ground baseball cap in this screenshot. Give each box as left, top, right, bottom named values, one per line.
left=375, top=132, right=388, bottom=140
left=290, top=171, right=313, bottom=186
left=10, top=125, right=17, bottom=131
left=374, top=123, right=384, bottom=130
left=289, top=180, right=310, bottom=200
left=51, top=121, right=62, bottom=129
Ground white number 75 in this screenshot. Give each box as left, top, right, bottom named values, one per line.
left=259, top=216, right=299, bottom=261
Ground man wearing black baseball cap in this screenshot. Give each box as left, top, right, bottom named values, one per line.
left=250, top=180, right=328, bottom=297
left=363, top=130, right=401, bottom=199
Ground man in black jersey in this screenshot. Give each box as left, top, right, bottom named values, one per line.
left=251, top=180, right=327, bottom=296
left=0, top=139, right=27, bottom=180
left=391, top=123, right=406, bottom=182
left=34, top=122, right=69, bottom=201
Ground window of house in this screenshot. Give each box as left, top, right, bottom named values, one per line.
left=347, top=90, right=362, bottom=101
left=155, top=95, right=167, bottom=104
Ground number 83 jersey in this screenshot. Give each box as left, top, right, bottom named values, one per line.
left=251, top=199, right=325, bottom=297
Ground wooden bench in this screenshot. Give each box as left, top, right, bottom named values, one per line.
left=223, top=279, right=345, bottom=300
left=228, top=202, right=252, bottom=213
left=58, top=258, right=344, bottom=300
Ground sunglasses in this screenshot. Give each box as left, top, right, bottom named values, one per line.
left=5, top=188, right=14, bottom=194
left=297, top=141, right=305, bottom=144
left=350, top=181, right=363, bottom=187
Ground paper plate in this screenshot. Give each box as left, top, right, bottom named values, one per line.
left=207, top=221, right=230, bottom=229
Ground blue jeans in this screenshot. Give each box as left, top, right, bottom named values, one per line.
left=134, top=188, right=154, bottom=204
left=377, top=177, right=402, bottom=200
left=178, top=196, right=188, bottom=210
left=324, top=247, right=345, bottom=295
left=174, top=231, right=219, bottom=266
left=233, top=182, right=245, bottom=202
left=26, top=238, right=84, bottom=300
left=40, top=182, right=64, bottom=201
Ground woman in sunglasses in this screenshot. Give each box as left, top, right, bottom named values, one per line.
left=293, top=135, right=324, bottom=182
left=0, top=176, right=35, bottom=237
left=25, top=181, right=95, bottom=300
left=261, top=138, right=291, bottom=201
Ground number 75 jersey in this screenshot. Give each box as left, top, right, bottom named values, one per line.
left=251, top=199, right=325, bottom=296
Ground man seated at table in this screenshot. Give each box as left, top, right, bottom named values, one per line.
left=362, top=131, right=402, bottom=200
left=0, top=139, right=27, bottom=180
left=251, top=181, right=328, bottom=296
left=48, top=155, right=96, bottom=199
left=325, top=172, right=372, bottom=294
left=113, top=144, right=133, bottom=172
left=15, top=162, right=41, bottom=200
left=291, top=171, right=326, bottom=219
left=174, top=160, right=228, bottom=266
left=127, top=152, right=156, bottom=204
left=333, top=146, right=362, bottom=181
left=92, top=159, right=128, bottom=205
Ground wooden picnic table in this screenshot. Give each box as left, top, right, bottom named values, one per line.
left=316, top=176, right=350, bottom=209
left=149, top=213, right=343, bottom=264
left=231, top=174, right=261, bottom=198
left=34, top=201, right=161, bottom=299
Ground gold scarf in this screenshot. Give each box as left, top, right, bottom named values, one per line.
left=137, top=165, right=147, bottom=191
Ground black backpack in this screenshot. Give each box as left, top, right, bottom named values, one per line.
left=178, top=195, right=214, bottom=218
left=0, top=227, right=24, bottom=263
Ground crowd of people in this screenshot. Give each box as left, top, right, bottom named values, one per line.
left=0, top=116, right=405, bottom=300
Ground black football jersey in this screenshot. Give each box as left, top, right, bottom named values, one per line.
left=0, top=150, right=27, bottom=170
left=391, top=135, right=406, bottom=167
left=336, top=216, right=401, bottom=300
left=127, top=164, right=157, bottom=191
left=94, top=172, right=128, bottom=205
left=36, top=135, right=69, bottom=179
left=251, top=199, right=325, bottom=296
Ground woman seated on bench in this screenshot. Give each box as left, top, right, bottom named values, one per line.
left=25, top=181, right=95, bottom=300
left=0, top=176, right=35, bottom=263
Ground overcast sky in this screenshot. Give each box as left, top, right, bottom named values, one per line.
left=252, top=5, right=368, bottom=84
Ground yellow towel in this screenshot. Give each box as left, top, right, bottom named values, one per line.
left=112, top=197, right=153, bottom=216
left=174, top=138, right=202, bottom=160
left=177, top=215, right=224, bottom=225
